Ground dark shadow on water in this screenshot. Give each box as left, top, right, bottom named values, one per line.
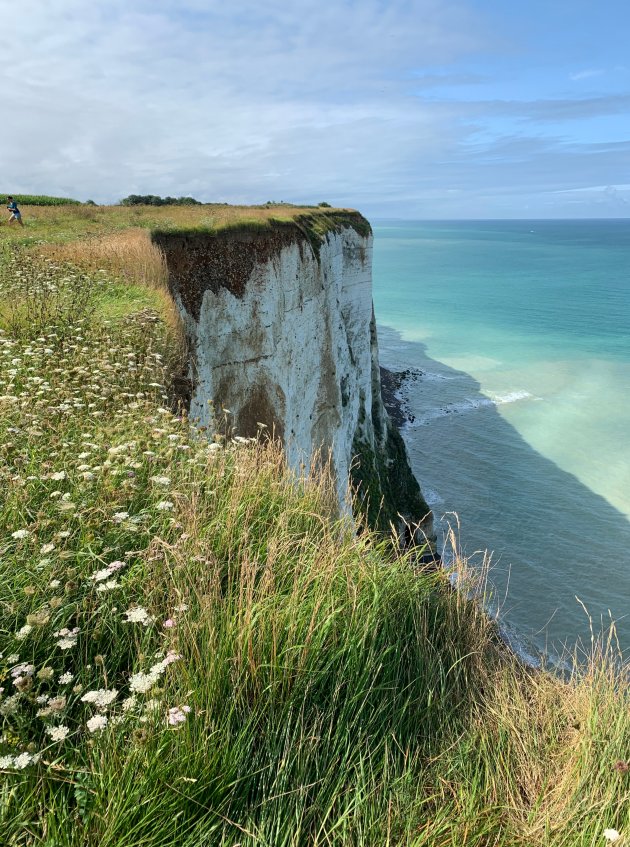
left=378, top=324, right=630, bottom=663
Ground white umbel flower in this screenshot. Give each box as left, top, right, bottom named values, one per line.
left=80, top=688, right=118, bottom=709
left=86, top=714, right=108, bottom=733
left=604, top=830, right=622, bottom=844
left=46, top=725, right=70, bottom=742
left=124, top=607, right=153, bottom=625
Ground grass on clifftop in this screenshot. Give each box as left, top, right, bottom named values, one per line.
left=0, top=240, right=628, bottom=846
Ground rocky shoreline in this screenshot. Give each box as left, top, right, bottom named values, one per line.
left=379, top=365, right=421, bottom=429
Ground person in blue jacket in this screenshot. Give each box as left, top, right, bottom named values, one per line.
left=7, top=197, right=23, bottom=226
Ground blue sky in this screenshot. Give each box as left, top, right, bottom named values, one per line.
left=2, top=0, right=629, bottom=217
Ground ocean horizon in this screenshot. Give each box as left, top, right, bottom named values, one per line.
left=372, top=218, right=630, bottom=663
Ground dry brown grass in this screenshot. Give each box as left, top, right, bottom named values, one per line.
left=42, top=228, right=168, bottom=288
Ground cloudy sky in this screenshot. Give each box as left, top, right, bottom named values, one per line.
left=2, top=0, right=629, bottom=217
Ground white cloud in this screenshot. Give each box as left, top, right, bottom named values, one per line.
left=1, top=0, right=486, bottom=205
left=569, top=68, right=604, bottom=81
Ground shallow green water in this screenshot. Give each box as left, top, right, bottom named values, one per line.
left=372, top=219, right=630, bottom=662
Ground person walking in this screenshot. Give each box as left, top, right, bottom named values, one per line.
left=6, top=196, right=24, bottom=226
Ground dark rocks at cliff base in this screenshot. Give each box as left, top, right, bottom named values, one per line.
left=379, top=365, right=422, bottom=428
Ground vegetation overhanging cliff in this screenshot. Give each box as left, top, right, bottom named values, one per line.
left=0, top=204, right=627, bottom=846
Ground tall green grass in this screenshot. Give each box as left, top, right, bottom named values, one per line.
left=0, top=246, right=628, bottom=846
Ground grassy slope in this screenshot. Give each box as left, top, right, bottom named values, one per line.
left=0, top=215, right=628, bottom=846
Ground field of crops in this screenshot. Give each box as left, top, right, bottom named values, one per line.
left=1, top=194, right=81, bottom=206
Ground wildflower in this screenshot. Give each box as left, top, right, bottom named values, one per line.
left=36, top=667, right=55, bottom=681
left=27, top=610, right=50, bottom=627
left=46, top=725, right=70, bottom=742
left=11, top=529, right=30, bottom=540
left=16, top=624, right=33, bottom=640
left=54, top=627, right=79, bottom=650
left=122, top=695, right=137, bottom=712
left=613, top=760, right=629, bottom=774
left=96, top=579, right=119, bottom=592
left=124, top=607, right=153, bottom=626
left=112, top=511, right=130, bottom=523
left=49, top=579, right=61, bottom=588
left=81, top=689, right=118, bottom=709
left=86, top=714, right=108, bottom=733
left=0, top=694, right=21, bottom=716
left=129, top=672, right=159, bottom=694
left=604, top=831, right=621, bottom=844
left=13, top=752, right=40, bottom=769
left=168, top=705, right=191, bottom=726
left=50, top=471, right=66, bottom=481
left=174, top=603, right=188, bottom=612
left=150, top=475, right=170, bottom=486
left=48, top=696, right=67, bottom=712
left=11, top=663, right=35, bottom=678
left=58, top=672, right=73, bottom=684
left=91, top=567, right=113, bottom=582
left=163, top=619, right=175, bottom=629
left=41, top=543, right=56, bottom=554
left=156, top=500, right=174, bottom=511
left=0, top=755, right=14, bottom=768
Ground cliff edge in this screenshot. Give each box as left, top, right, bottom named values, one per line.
left=153, top=211, right=434, bottom=546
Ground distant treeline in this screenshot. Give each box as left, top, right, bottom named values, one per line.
left=120, top=195, right=202, bottom=206
left=2, top=194, right=81, bottom=206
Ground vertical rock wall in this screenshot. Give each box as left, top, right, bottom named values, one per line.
left=154, top=215, right=433, bottom=546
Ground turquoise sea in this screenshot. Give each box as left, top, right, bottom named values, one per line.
left=372, top=220, right=630, bottom=663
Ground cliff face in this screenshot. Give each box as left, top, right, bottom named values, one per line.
left=154, top=214, right=433, bottom=545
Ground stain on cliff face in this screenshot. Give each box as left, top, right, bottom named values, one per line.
left=237, top=382, right=286, bottom=441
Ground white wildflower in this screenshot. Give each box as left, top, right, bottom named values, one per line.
left=0, top=694, right=21, bottom=716
left=96, top=579, right=119, bottom=592
left=604, top=830, right=622, bottom=844
left=150, top=475, right=170, bottom=486
left=86, top=714, right=108, bottom=733
left=49, top=579, right=61, bottom=588
left=80, top=689, right=118, bottom=709
left=11, top=529, right=30, bottom=540
left=49, top=471, right=66, bottom=481
left=156, top=500, right=174, bottom=511
left=41, top=543, right=55, bottom=554
left=122, top=695, right=137, bottom=712
left=13, top=752, right=40, bottom=769
left=129, top=672, right=159, bottom=694
left=111, top=511, right=129, bottom=523
left=0, top=755, right=14, bottom=768
left=46, top=725, right=70, bottom=742
left=168, top=705, right=191, bottom=726
left=124, top=607, right=153, bottom=626
left=91, top=567, right=113, bottom=582
left=11, top=663, right=34, bottom=678
left=58, top=672, right=73, bottom=684
left=16, top=624, right=33, bottom=640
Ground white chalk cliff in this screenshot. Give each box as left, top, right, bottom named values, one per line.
left=154, top=213, right=433, bottom=542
